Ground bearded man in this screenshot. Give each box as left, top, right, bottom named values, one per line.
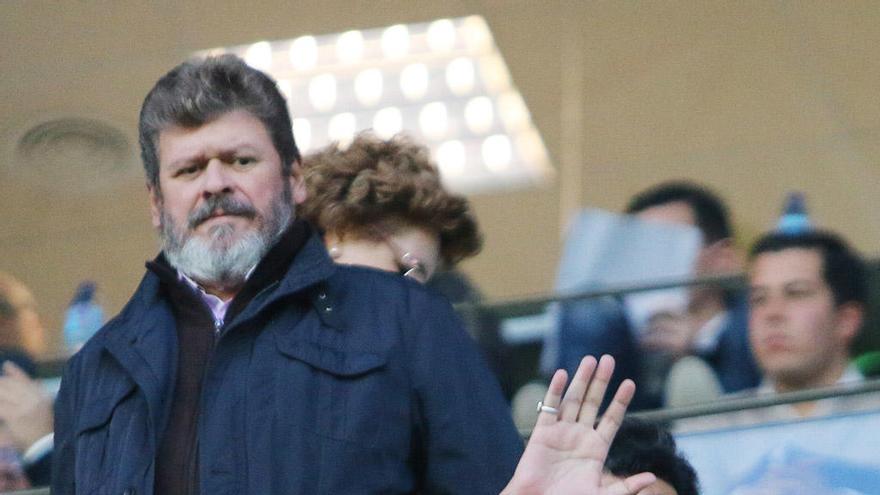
left=51, top=55, right=525, bottom=495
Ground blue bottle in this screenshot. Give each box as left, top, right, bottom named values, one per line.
left=776, top=192, right=812, bottom=235
left=63, top=281, right=104, bottom=351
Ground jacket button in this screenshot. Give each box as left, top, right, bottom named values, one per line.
left=122, top=489, right=135, bottom=495
left=324, top=306, right=333, bottom=313
left=318, top=292, right=327, bottom=300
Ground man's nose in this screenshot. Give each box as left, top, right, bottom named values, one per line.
left=201, top=159, right=233, bottom=198
left=761, top=294, right=787, bottom=323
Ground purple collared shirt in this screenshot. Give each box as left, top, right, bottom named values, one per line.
left=177, top=267, right=256, bottom=329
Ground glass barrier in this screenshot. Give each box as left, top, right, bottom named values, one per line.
left=455, top=259, right=880, bottom=408
left=670, top=384, right=880, bottom=493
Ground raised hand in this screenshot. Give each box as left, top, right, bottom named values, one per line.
left=641, top=311, right=698, bottom=357
left=501, top=355, right=655, bottom=495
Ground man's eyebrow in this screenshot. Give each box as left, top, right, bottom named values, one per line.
left=784, top=279, right=819, bottom=287
left=166, top=144, right=261, bottom=169
left=166, top=153, right=205, bottom=170
left=224, top=142, right=260, bottom=153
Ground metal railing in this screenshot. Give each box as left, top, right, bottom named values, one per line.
left=465, top=272, right=745, bottom=318
left=632, top=377, right=880, bottom=423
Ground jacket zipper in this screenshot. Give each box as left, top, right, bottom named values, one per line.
left=188, top=281, right=279, bottom=494
left=186, top=309, right=223, bottom=495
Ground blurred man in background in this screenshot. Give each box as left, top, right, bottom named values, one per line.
left=746, top=229, right=870, bottom=418
left=554, top=181, right=760, bottom=409
left=680, top=228, right=875, bottom=430
left=0, top=272, right=53, bottom=487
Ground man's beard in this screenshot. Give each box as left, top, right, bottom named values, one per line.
left=159, top=186, right=292, bottom=291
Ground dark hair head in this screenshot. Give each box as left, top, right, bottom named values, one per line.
left=605, top=418, right=699, bottom=495
left=299, top=131, right=482, bottom=266
left=70, top=281, right=97, bottom=305
left=749, top=229, right=868, bottom=307
left=626, top=181, right=732, bottom=244
left=0, top=293, right=16, bottom=322
left=0, top=272, right=41, bottom=351
left=139, top=54, right=300, bottom=189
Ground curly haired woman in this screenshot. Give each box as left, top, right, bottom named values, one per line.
left=299, top=132, right=482, bottom=283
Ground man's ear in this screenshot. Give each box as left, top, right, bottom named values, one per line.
left=706, top=238, right=744, bottom=273
left=835, top=301, right=865, bottom=346
left=147, top=182, right=162, bottom=229
left=290, top=160, right=307, bottom=205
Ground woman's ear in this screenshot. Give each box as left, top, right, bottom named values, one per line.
left=290, top=160, right=307, bottom=204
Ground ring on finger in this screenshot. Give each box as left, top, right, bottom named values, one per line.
left=536, top=401, right=559, bottom=415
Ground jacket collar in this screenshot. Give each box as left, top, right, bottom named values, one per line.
left=226, top=226, right=339, bottom=330
left=100, top=271, right=178, bottom=444
left=108, top=221, right=337, bottom=345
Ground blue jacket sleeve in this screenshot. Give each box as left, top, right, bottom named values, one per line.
left=406, top=291, right=524, bottom=494
left=51, top=354, right=81, bottom=495
left=706, top=296, right=762, bottom=393
left=557, top=297, right=657, bottom=410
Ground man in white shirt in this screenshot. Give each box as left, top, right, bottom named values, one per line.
left=682, top=228, right=873, bottom=429
left=745, top=228, right=871, bottom=418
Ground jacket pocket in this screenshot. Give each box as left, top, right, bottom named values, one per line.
left=274, top=332, right=410, bottom=450
left=274, top=335, right=387, bottom=377
left=74, top=382, right=136, bottom=493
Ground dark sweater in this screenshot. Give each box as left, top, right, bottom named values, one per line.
left=149, top=221, right=310, bottom=495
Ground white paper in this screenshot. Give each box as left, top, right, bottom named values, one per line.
left=555, top=208, right=702, bottom=334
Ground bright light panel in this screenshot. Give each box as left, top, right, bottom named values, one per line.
left=196, top=15, right=553, bottom=194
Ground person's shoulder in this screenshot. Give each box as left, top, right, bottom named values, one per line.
left=78, top=269, right=168, bottom=350
left=63, top=304, right=139, bottom=373
left=829, top=385, right=880, bottom=414
left=673, top=387, right=765, bottom=433
left=326, top=265, right=465, bottom=348
left=329, top=264, right=448, bottom=307
left=723, top=292, right=749, bottom=322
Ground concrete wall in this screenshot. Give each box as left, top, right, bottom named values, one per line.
left=2, top=1, right=878, bottom=354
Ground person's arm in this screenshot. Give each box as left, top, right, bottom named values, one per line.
left=558, top=299, right=650, bottom=411
left=502, top=355, right=656, bottom=495
left=640, top=311, right=699, bottom=357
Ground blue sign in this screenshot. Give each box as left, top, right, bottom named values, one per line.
left=676, top=410, right=880, bottom=494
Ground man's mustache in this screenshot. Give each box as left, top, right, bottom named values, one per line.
left=188, top=195, right=257, bottom=228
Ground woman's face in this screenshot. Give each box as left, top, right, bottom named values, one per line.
left=326, top=225, right=441, bottom=283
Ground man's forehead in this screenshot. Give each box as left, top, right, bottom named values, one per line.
left=750, top=247, right=824, bottom=284
left=156, top=110, right=271, bottom=166
left=635, top=200, right=696, bottom=227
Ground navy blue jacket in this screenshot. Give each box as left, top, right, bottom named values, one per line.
left=52, top=233, right=523, bottom=494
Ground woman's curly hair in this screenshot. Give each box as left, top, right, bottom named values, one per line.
left=300, top=132, right=482, bottom=266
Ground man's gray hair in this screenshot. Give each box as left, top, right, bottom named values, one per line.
left=139, top=55, right=300, bottom=190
